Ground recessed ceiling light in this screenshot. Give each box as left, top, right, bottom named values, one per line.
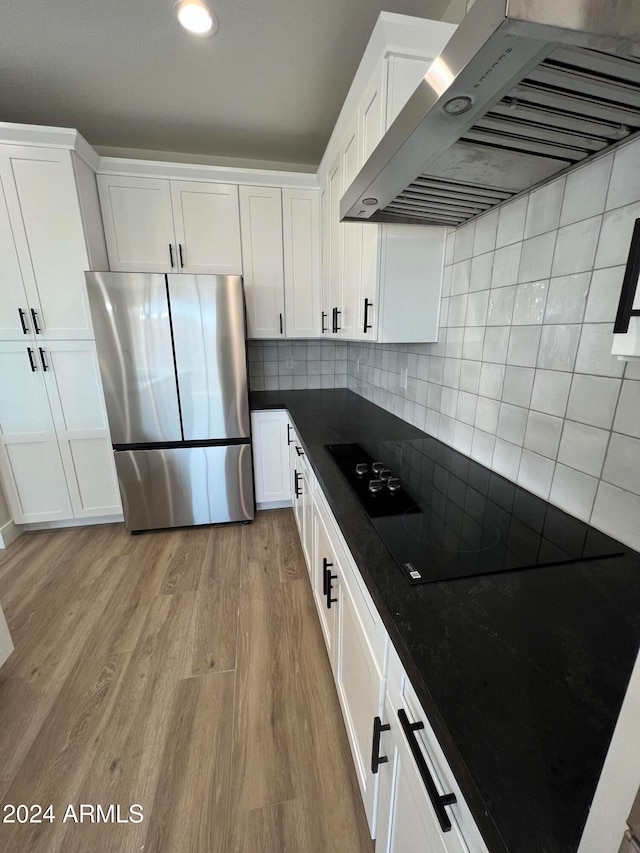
left=173, top=0, right=218, bottom=38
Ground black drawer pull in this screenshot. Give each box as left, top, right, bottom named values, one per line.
left=321, top=311, right=328, bottom=333
left=363, top=298, right=373, bottom=333
left=18, top=308, right=28, bottom=334
left=178, top=243, right=184, bottom=268
left=294, top=470, right=302, bottom=499
left=325, top=562, right=337, bottom=609
left=398, top=708, right=456, bottom=832
left=295, top=445, right=304, bottom=457
left=27, top=347, right=37, bottom=372
left=31, top=308, right=41, bottom=334
left=169, top=244, right=175, bottom=268
left=286, top=423, right=293, bottom=445
left=333, top=307, right=341, bottom=333
left=39, top=347, right=49, bottom=371
left=279, top=313, right=283, bottom=335
left=371, top=716, right=390, bottom=774
left=322, top=556, right=333, bottom=596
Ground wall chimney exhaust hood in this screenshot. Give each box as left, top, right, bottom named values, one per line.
left=340, top=0, right=640, bottom=227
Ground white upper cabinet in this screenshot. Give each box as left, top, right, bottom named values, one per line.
left=97, top=175, right=176, bottom=272
left=240, top=185, right=285, bottom=339
left=170, top=181, right=242, bottom=274
left=317, top=15, right=455, bottom=343
left=0, top=146, right=96, bottom=340
left=241, top=185, right=322, bottom=340
left=282, top=188, right=321, bottom=338
left=98, top=174, right=242, bottom=275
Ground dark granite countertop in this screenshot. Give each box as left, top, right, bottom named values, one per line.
left=250, top=389, right=640, bottom=853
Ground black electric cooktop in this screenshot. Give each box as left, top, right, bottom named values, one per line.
left=326, top=440, right=625, bottom=584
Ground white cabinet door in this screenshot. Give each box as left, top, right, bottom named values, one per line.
left=386, top=55, right=433, bottom=128
left=336, top=569, right=384, bottom=835
left=251, top=409, right=291, bottom=506
left=282, top=188, right=321, bottom=338
left=320, top=183, right=331, bottom=336
left=171, top=180, right=242, bottom=275
left=240, top=185, right=285, bottom=339
left=1, top=147, right=94, bottom=339
left=301, top=461, right=314, bottom=568
left=0, top=604, right=13, bottom=669
left=40, top=340, right=121, bottom=518
left=376, top=693, right=469, bottom=853
left=313, top=503, right=339, bottom=670
left=0, top=341, right=73, bottom=523
left=97, top=174, right=176, bottom=273
left=327, top=155, right=343, bottom=337
left=340, top=117, right=361, bottom=340
left=0, top=172, right=32, bottom=340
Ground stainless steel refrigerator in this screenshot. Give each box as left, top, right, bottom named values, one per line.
left=85, top=272, right=254, bottom=532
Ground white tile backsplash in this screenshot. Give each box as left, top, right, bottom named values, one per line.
left=544, top=273, right=591, bottom=325
left=347, top=135, right=640, bottom=552
left=518, top=232, right=556, bottom=282
left=560, top=153, right=612, bottom=227
left=496, top=196, right=527, bottom=247
left=524, top=178, right=565, bottom=238
left=613, top=380, right=640, bottom=438
left=566, top=375, right=621, bottom=429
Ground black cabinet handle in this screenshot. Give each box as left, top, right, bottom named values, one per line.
left=614, top=217, right=640, bottom=333
left=279, top=313, right=283, bottom=335
left=178, top=243, right=184, bottom=268
left=321, top=311, right=327, bottom=334
left=39, top=347, right=48, bottom=371
left=169, top=244, right=175, bottom=268
left=294, top=470, right=302, bottom=499
left=31, top=308, right=41, bottom=334
left=286, top=423, right=293, bottom=445
left=397, top=708, right=457, bottom=832
left=371, top=716, right=391, bottom=774
left=333, top=307, right=341, bottom=333
left=18, top=308, right=29, bottom=334
left=295, top=445, right=304, bottom=457
left=26, top=347, right=37, bottom=372
left=363, top=299, right=373, bottom=333
left=325, top=561, right=337, bottom=609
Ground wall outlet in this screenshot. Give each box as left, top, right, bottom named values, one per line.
left=285, top=355, right=294, bottom=369
left=400, top=366, right=408, bottom=389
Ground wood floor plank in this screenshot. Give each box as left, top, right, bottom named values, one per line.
left=228, top=798, right=315, bottom=853
left=184, top=523, right=243, bottom=677
left=142, top=671, right=235, bottom=853
left=231, top=558, right=297, bottom=813
left=0, top=652, right=129, bottom=853
left=53, top=591, right=194, bottom=853
left=159, top=526, right=209, bottom=595
left=281, top=575, right=374, bottom=853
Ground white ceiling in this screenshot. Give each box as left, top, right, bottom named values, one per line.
left=1, top=0, right=462, bottom=168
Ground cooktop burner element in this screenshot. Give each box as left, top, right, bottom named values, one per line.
left=326, top=440, right=625, bottom=584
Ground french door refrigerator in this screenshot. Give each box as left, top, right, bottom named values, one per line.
left=85, top=272, right=254, bottom=532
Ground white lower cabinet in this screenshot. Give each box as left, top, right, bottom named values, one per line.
left=0, top=339, right=121, bottom=524
left=313, top=499, right=340, bottom=669
left=251, top=410, right=291, bottom=507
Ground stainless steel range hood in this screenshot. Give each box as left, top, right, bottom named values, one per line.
left=340, top=0, right=640, bottom=227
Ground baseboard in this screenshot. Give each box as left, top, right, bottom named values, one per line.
left=0, top=519, right=20, bottom=549
left=18, top=513, right=124, bottom=532
left=256, top=500, right=293, bottom=511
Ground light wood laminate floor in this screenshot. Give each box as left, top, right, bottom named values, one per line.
left=0, top=511, right=373, bottom=853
